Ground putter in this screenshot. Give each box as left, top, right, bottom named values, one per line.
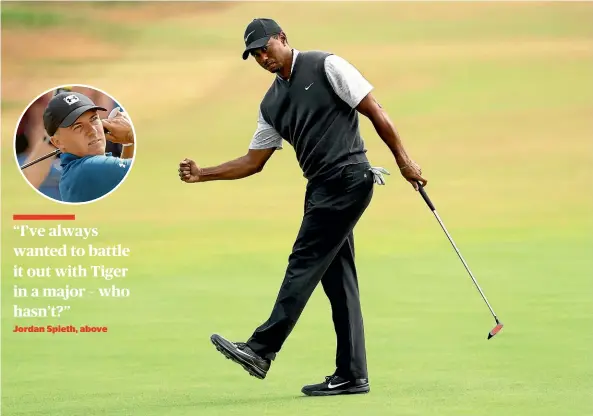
left=20, top=149, right=61, bottom=170
left=416, top=181, right=504, bottom=340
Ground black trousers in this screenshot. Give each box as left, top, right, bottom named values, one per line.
left=246, top=162, right=374, bottom=379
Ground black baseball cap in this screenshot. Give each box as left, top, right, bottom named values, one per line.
left=242, top=18, right=282, bottom=60
left=43, top=91, right=107, bottom=136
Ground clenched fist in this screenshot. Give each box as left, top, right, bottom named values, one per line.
left=179, top=158, right=202, bottom=183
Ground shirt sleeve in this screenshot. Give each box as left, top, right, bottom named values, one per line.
left=81, top=156, right=131, bottom=194
left=324, top=55, right=374, bottom=108
left=248, top=109, right=283, bottom=150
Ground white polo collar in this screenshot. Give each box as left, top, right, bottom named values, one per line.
left=277, top=48, right=300, bottom=81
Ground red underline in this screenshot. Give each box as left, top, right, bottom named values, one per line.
left=13, top=214, right=76, bottom=221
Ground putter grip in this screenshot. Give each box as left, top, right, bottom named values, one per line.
left=418, top=183, right=435, bottom=211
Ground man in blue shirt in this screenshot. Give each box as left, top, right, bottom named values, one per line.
left=43, top=91, right=135, bottom=203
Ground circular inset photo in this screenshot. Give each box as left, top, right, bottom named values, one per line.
left=14, top=84, right=136, bottom=204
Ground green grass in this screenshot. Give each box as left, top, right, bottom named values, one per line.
left=1, top=4, right=72, bottom=29
left=2, top=2, right=593, bottom=415
left=1, top=2, right=142, bottom=44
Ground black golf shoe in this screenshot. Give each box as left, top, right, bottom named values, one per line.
left=301, top=374, right=370, bottom=396
left=210, top=333, right=270, bottom=379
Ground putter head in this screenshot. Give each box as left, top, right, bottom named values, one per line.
left=487, top=323, right=504, bottom=339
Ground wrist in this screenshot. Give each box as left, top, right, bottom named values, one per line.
left=195, top=167, right=206, bottom=182
left=396, top=157, right=411, bottom=169
left=121, top=130, right=134, bottom=146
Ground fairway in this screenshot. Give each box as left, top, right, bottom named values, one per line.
left=2, top=2, right=592, bottom=415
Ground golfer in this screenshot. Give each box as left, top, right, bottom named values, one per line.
left=44, top=91, right=134, bottom=203
left=179, top=18, right=427, bottom=396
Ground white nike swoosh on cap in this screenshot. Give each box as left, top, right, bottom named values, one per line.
left=327, top=381, right=349, bottom=389
left=244, top=30, right=256, bottom=43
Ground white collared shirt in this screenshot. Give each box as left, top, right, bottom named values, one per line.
left=277, top=48, right=300, bottom=82
left=249, top=49, right=373, bottom=150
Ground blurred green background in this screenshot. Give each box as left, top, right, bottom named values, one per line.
left=2, top=2, right=592, bottom=415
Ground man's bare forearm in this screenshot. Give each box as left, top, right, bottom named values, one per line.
left=121, top=144, right=134, bottom=159
left=369, top=108, right=412, bottom=167
left=198, top=155, right=260, bottom=182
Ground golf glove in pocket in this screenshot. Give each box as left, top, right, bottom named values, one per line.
left=369, top=167, right=390, bottom=185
